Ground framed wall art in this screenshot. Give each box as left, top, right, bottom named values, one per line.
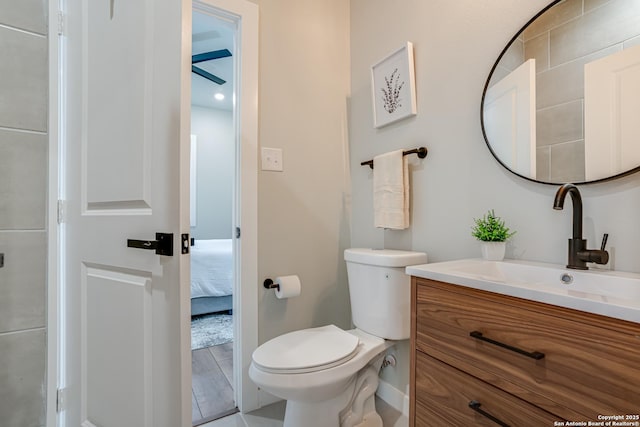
left=371, top=42, right=417, bottom=128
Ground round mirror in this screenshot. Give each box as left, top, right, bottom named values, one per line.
left=481, top=0, right=640, bottom=184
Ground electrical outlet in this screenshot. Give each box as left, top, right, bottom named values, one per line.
left=261, top=147, right=283, bottom=171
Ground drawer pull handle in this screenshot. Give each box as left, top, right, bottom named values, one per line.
left=469, top=331, right=545, bottom=360
left=468, top=400, right=510, bottom=427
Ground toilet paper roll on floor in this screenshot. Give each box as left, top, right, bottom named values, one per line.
left=274, top=275, right=301, bottom=299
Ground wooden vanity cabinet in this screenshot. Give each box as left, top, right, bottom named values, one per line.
left=410, top=277, right=640, bottom=427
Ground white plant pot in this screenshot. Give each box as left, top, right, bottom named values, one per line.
left=480, top=241, right=506, bottom=261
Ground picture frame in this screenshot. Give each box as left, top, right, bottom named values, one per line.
left=371, top=42, right=417, bottom=128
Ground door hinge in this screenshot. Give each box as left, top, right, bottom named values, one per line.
left=57, top=11, right=65, bottom=36
left=56, top=388, right=66, bottom=413
left=235, top=227, right=241, bottom=239
left=57, top=200, right=67, bottom=224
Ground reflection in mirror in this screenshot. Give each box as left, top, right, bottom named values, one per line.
left=482, top=0, right=640, bottom=184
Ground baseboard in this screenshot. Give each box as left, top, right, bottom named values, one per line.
left=376, top=380, right=409, bottom=417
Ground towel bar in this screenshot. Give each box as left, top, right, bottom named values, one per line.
left=360, top=147, right=427, bottom=169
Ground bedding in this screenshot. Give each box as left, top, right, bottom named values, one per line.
left=190, top=239, right=233, bottom=298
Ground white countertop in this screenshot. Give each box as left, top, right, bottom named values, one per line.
left=407, top=258, right=640, bottom=324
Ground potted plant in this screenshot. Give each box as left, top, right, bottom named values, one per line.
left=471, top=210, right=515, bottom=261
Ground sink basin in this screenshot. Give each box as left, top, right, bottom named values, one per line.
left=406, top=259, right=640, bottom=323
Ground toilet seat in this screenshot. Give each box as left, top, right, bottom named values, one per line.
left=252, top=325, right=360, bottom=374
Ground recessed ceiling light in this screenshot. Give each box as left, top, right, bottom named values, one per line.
left=214, top=93, right=225, bottom=101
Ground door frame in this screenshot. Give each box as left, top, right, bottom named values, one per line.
left=190, top=0, right=260, bottom=414
left=47, top=0, right=61, bottom=424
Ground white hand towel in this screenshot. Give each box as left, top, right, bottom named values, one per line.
left=373, top=150, right=410, bottom=229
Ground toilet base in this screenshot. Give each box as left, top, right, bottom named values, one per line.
left=283, top=378, right=355, bottom=427
left=282, top=354, right=385, bottom=427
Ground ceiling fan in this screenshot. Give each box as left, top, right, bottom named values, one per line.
left=191, top=48, right=231, bottom=85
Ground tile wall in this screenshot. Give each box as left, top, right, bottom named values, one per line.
left=0, top=1, right=48, bottom=426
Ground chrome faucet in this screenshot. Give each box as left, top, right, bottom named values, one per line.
left=553, top=184, right=609, bottom=270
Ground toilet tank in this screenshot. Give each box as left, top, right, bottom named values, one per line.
left=344, top=249, right=427, bottom=340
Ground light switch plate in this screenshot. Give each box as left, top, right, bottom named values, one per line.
left=261, top=147, right=283, bottom=171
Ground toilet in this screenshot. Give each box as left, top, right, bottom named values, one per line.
left=249, top=248, right=428, bottom=427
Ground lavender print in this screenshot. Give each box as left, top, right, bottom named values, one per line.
left=381, top=68, right=404, bottom=114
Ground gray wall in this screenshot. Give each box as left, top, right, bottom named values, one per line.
left=190, top=106, right=234, bottom=240
left=351, top=0, right=640, bottom=395
left=253, top=0, right=352, bottom=346
left=0, top=1, right=48, bottom=426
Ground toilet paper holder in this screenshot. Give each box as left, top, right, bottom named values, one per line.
left=263, top=278, right=279, bottom=291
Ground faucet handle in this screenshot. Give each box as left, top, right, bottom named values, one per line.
left=600, top=233, right=609, bottom=251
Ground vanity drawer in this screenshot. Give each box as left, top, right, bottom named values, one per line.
left=414, top=278, right=640, bottom=420
left=414, top=351, right=560, bottom=426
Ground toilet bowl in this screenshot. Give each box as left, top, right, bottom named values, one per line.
left=249, top=249, right=427, bottom=427
left=249, top=326, right=393, bottom=426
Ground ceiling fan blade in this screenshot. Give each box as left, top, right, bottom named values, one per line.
left=192, top=49, right=232, bottom=64
left=191, top=65, right=226, bottom=85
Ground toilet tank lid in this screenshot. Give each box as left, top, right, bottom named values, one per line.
left=344, top=248, right=427, bottom=267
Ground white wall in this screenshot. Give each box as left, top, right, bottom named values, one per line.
left=350, top=0, right=640, bottom=394
left=190, top=105, right=234, bottom=240
left=251, top=0, right=353, bottom=344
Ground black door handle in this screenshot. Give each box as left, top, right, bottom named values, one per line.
left=127, top=233, right=174, bottom=256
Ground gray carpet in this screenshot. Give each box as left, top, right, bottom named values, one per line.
left=191, top=313, right=233, bottom=350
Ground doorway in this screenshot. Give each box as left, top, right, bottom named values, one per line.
left=187, top=0, right=260, bottom=417
left=190, top=7, right=238, bottom=425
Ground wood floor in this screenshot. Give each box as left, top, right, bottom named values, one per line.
left=192, top=342, right=237, bottom=426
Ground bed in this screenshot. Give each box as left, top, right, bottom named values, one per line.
left=190, top=239, right=233, bottom=316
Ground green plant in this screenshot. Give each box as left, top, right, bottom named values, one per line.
left=471, top=210, right=516, bottom=242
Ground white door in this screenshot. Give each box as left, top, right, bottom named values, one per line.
left=60, top=1, right=192, bottom=426
left=585, top=44, right=640, bottom=181
left=484, top=59, right=537, bottom=179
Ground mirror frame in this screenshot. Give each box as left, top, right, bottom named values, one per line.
left=480, top=0, right=640, bottom=185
